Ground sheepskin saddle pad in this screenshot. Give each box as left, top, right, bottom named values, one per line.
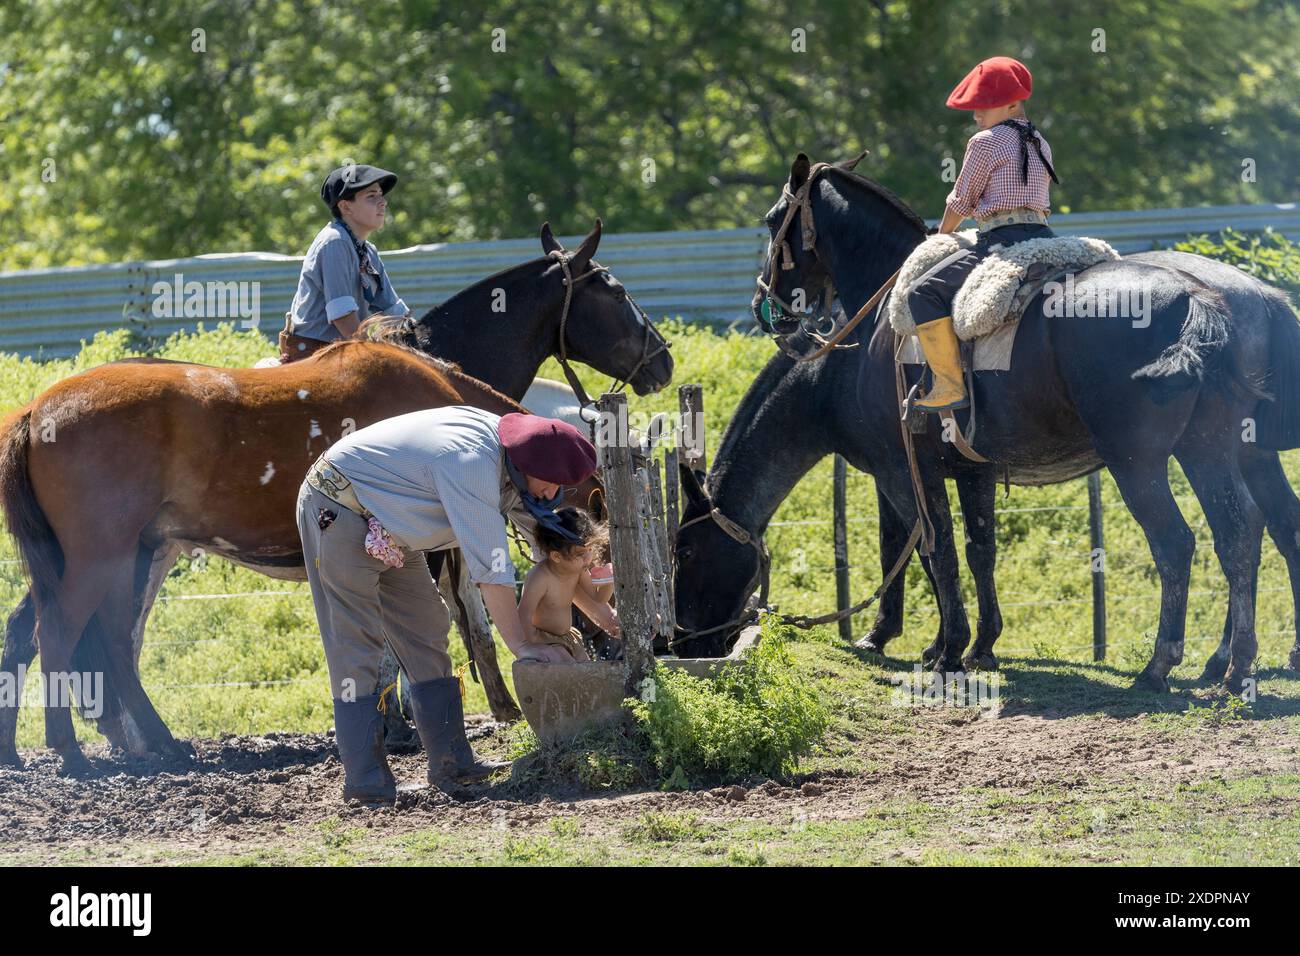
left=888, top=230, right=1121, bottom=342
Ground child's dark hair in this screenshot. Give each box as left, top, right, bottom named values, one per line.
left=537, top=507, right=608, bottom=559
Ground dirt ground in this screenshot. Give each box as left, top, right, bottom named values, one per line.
left=3, top=680, right=1298, bottom=865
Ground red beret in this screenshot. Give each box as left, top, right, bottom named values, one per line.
left=946, top=56, right=1033, bottom=110
left=498, top=413, right=598, bottom=485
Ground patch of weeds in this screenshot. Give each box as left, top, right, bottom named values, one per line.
left=1114, top=641, right=1154, bottom=673
left=622, top=811, right=715, bottom=843
left=317, top=817, right=365, bottom=851
left=503, top=836, right=565, bottom=864
left=1150, top=695, right=1250, bottom=731
left=726, top=843, right=769, bottom=866
left=549, top=817, right=581, bottom=838
left=629, top=622, right=828, bottom=784
left=1030, top=637, right=1062, bottom=659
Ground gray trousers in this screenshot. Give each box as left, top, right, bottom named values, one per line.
left=296, top=482, right=453, bottom=700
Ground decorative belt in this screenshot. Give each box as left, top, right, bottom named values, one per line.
left=976, top=207, right=1049, bottom=233
left=306, top=457, right=371, bottom=518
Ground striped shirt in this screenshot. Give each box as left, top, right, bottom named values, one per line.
left=322, top=406, right=531, bottom=586
left=945, top=119, right=1054, bottom=221
left=288, top=220, right=408, bottom=342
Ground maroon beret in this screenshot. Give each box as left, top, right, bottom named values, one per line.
left=946, top=56, right=1033, bottom=110
left=498, top=413, right=598, bottom=485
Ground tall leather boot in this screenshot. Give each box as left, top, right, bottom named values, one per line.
left=333, top=694, right=397, bottom=805
left=913, top=316, right=970, bottom=412
left=408, top=677, right=510, bottom=786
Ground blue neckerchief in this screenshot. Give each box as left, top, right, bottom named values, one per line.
left=333, top=217, right=385, bottom=305
left=504, top=452, right=583, bottom=543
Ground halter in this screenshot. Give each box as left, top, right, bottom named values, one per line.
left=549, top=250, right=671, bottom=412
left=756, top=162, right=838, bottom=334
left=669, top=505, right=771, bottom=651
left=755, top=163, right=897, bottom=362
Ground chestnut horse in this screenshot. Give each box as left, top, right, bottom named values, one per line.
left=0, top=341, right=599, bottom=773
left=0, top=220, right=667, bottom=767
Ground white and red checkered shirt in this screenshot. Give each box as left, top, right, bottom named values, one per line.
left=945, top=119, right=1054, bottom=221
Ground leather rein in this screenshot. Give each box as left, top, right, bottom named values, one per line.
left=549, top=250, right=670, bottom=411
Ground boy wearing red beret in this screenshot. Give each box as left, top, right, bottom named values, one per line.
left=909, top=56, right=1061, bottom=412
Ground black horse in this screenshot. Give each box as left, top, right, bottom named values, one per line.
left=0, top=219, right=674, bottom=766
left=674, top=156, right=1002, bottom=668
left=678, top=153, right=1300, bottom=697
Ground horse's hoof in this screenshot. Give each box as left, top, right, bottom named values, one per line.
left=164, top=739, right=196, bottom=762
left=1223, top=668, right=1251, bottom=697
left=854, top=636, right=886, bottom=655
left=963, top=652, right=999, bottom=672
left=933, top=657, right=965, bottom=676
left=57, top=752, right=96, bottom=778
left=1199, top=654, right=1229, bottom=684
left=1288, top=647, right=1300, bottom=673
left=921, top=645, right=941, bottom=667
left=1133, top=670, right=1170, bottom=694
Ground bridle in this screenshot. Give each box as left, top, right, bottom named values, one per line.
left=756, top=162, right=901, bottom=365
left=756, top=162, right=841, bottom=345
left=549, top=250, right=671, bottom=412
left=669, top=505, right=771, bottom=651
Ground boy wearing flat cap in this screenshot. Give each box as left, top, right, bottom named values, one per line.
left=278, top=163, right=411, bottom=363
left=909, top=55, right=1060, bottom=412
left=295, top=406, right=600, bottom=804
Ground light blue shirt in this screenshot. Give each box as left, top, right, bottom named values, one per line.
left=324, top=406, right=535, bottom=586
left=288, top=220, right=408, bottom=342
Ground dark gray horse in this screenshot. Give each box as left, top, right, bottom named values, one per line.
left=678, top=153, right=1300, bottom=697
left=0, top=220, right=674, bottom=767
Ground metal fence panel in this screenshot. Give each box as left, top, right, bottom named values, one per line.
left=1, top=202, right=1295, bottom=359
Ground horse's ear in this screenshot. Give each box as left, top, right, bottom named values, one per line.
left=838, top=148, right=869, bottom=172
left=679, top=462, right=709, bottom=509
left=790, top=153, right=812, bottom=190
left=569, top=218, right=603, bottom=273
left=540, top=221, right=563, bottom=255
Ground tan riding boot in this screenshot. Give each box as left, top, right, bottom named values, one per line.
left=913, top=316, right=969, bottom=412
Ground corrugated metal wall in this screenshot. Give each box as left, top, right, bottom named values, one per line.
left=1, top=202, right=1295, bottom=359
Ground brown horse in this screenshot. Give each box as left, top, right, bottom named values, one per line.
left=0, top=341, right=598, bottom=773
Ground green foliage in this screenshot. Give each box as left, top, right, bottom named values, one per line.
left=2, top=1, right=1296, bottom=270
left=629, top=621, right=829, bottom=784
left=1173, top=228, right=1300, bottom=299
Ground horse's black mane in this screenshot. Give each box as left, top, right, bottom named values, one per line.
left=823, top=164, right=929, bottom=235
left=416, top=256, right=555, bottom=324
left=317, top=338, right=526, bottom=412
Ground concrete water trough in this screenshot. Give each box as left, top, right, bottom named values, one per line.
left=512, top=624, right=762, bottom=744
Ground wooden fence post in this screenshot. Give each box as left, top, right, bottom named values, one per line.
left=832, top=454, right=852, bottom=643
left=1087, top=471, right=1107, bottom=661
left=597, top=392, right=657, bottom=694
left=678, top=384, right=706, bottom=472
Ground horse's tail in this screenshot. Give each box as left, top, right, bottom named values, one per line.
left=1130, top=276, right=1267, bottom=406
left=1254, top=285, right=1300, bottom=449
left=0, top=410, right=62, bottom=612
left=1131, top=278, right=1232, bottom=382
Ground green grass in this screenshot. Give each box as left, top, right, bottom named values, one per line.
left=3, top=320, right=1300, bottom=866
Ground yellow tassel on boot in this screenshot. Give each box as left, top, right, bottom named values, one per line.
left=913, top=316, right=969, bottom=412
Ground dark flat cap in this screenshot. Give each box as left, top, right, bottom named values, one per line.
left=320, top=164, right=397, bottom=211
